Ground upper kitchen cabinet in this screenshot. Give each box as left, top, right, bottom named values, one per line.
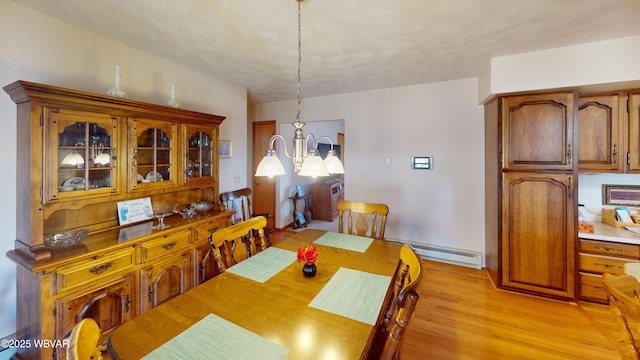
left=578, top=93, right=626, bottom=172
left=502, top=92, right=576, bottom=171
left=628, top=92, right=640, bottom=172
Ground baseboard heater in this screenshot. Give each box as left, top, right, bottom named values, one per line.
left=388, top=239, right=483, bottom=269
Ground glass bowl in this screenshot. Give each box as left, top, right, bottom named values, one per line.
left=44, top=228, right=89, bottom=250
left=192, top=201, right=215, bottom=213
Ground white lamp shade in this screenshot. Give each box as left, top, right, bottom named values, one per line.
left=324, top=152, right=344, bottom=174
left=299, top=152, right=329, bottom=177
left=255, top=155, right=286, bottom=177
left=93, top=152, right=111, bottom=165
left=61, top=152, right=85, bottom=166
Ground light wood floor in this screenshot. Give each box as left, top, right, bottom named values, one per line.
left=272, top=230, right=622, bottom=360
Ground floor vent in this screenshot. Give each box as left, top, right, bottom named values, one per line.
left=389, top=240, right=483, bottom=269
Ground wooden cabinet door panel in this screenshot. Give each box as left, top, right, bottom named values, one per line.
left=629, top=93, right=640, bottom=172
left=501, top=172, right=575, bottom=299
left=502, top=93, right=575, bottom=171
left=140, top=252, right=191, bottom=313
left=56, top=274, right=134, bottom=354
left=578, top=94, right=624, bottom=172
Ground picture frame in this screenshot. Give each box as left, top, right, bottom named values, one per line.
left=219, top=140, right=232, bottom=158
left=603, top=184, right=640, bottom=206
left=296, top=184, right=305, bottom=198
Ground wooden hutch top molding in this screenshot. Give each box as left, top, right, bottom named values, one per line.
left=4, top=80, right=226, bottom=125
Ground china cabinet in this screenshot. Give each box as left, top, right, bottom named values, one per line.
left=48, top=109, right=119, bottom=201
left=128, top=118, right=178, bottom=192
left=3, top=80, right=233, bottom=360
left=182, top=124, right=218, bottom=186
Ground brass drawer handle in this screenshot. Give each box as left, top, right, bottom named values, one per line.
left=594, top=263, right=623, bottom=270
left=162, top=241, right=177, bottom=250
left=89, top=262, right=113, bottom=275
left=593, top=246, right=623, bottom=253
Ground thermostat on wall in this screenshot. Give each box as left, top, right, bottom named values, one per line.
left=411, top=156, right=433, bottom=170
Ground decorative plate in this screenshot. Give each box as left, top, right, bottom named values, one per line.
left=63, top=177, right=86, bottom=190
left=145, top=171, right=163, bottom=181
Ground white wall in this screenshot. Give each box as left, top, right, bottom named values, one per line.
left=479, top=35, right=640, bottom=101
left=484, top=35, right=640, bottom=225
left=0, top=0, right=248, bottom=339
left=252, top=78, right=486, bottom=254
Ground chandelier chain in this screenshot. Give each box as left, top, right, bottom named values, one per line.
left=296, top=0, right=302, bottom=123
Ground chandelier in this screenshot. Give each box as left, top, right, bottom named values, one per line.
left=255, top=0, right=344, bottom=178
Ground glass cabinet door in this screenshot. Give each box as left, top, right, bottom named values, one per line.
left=183, top=125, right=217, bottom=185
left=48, top=109, right=118, bottom=201
left=129, top=118, right=177, bottom=191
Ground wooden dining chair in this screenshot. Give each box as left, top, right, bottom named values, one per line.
left=337, top=200, right=389, bottom=240
left=209, top=216, right=269, bottom=272
left=220, top=187, right=274, bottom=246
left=368, top=244, right=423, bottom=360
left=66, top=318, right=103, bottom=360
left=603, top=273, right=640, bottom=360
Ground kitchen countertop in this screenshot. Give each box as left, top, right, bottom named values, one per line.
left=579, top=221, right=640, bottom=245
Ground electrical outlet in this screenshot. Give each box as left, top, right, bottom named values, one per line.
left=360, top=172, right=367, bottom=181
left=233, top=173, right=241, bottom=183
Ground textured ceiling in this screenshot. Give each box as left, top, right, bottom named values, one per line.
left=12, top=0, right=640, bottom=103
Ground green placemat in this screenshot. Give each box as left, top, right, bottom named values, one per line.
left=226, top=247, right=296, bottom=283
left=309, top=267, right=391, bottom=325
left=312, top=232, right=374, bottom=253
left=142, top=314, right=289, bottom=360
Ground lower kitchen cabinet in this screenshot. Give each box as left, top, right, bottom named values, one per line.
left=579, top=238, right=640, bottom=303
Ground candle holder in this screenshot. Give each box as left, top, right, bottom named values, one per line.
left=167, top=83, right=181, bottom=108
left=107, top=65, right=128, bottom=99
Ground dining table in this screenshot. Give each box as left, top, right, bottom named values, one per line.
left=107, top=229, right=401, bottom=360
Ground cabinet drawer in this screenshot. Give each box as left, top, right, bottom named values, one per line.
left=141, top=230, right=191, bottom=262
left=193, top=219, right=227, bottom=243
left=579, top=239, right=640, bottom=258
left=579, top=272, right=608, bottom=303
left=579, top=253, right=638, bottom=275
left=56, top=249, right=135, bottom=293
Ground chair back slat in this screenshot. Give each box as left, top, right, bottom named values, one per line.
left=337, top=200, right=389, bottom=240
left=220, top=188, right=252, bottom=224
left=220, top=188, right=273, bottom=246
left=368, top=245, right=423, bottom=360
left=379, top=290, right=419, bottom=360
left=209, top=216, right=268, bottom=272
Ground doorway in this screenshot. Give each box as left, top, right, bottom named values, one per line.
left=252, top=121, right=277, bottom=230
